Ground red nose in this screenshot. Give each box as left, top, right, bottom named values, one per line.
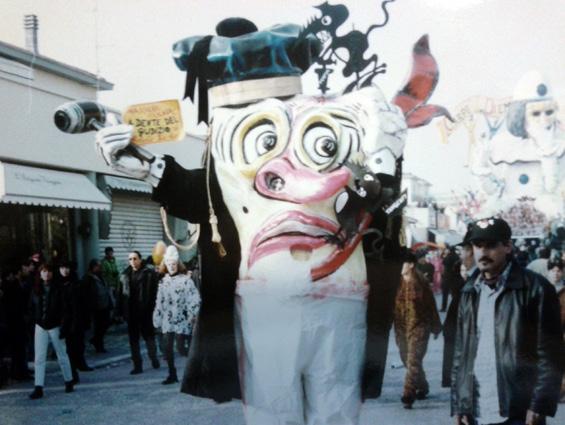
left=254, top=155, right=350, bottom=203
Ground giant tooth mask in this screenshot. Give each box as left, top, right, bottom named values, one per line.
left=210, top=86, right=407, bottom=285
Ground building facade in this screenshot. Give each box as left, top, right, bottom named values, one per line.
left=0, top=39, right=204, bottom=275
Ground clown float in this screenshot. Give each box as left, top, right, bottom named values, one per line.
left=84, top=14, right=449, bottom=425
left=442, top=70, right=565, bottom=237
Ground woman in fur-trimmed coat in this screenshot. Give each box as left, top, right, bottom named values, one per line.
left=153, top=246, right=201, bottom=385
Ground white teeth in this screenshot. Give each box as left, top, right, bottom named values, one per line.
left=291, top=247, right=313, bottom=261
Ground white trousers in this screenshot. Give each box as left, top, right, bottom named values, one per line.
left=34, top=325, right=73, bottom=387
left=235, top=291, right=367, bottom=425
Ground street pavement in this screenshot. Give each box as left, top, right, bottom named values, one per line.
left=1, top=307, right=564, bottom=425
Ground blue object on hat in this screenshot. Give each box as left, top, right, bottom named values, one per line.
left=173, top=18, right=321, bottom=124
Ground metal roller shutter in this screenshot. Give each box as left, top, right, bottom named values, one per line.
left=99, top=191, right=164, bottom=270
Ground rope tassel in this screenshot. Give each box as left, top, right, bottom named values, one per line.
left=205, top=127, right=227, bottom=258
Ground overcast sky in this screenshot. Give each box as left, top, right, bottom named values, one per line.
left=2, top=0, right=564, bottom=196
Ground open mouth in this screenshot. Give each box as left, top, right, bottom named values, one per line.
left=317, top=30, right=331, bottom=44
left=248, top=210, right=372, bottom=281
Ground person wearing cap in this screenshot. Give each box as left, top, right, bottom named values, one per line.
left=451, top=217, right=563, bottom=425
left=394, top=252, right=442, bottom=409
left=153, top=246, right=201, bottom=385
left=91, top=16, right=450, bottom=424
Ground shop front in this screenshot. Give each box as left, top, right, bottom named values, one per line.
left=0, top=162, right=111, bottom=272
left=98, top=175, right=164, bottom=270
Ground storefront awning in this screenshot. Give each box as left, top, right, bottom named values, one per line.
left=103, top=175, right=152, bottom=194
left=0, top=162, right=111, bottom=210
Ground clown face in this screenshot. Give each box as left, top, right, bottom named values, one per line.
left=525, top=100, right=559, bottom=151
left=211, top=87, right=405, bottom=288
left=163, top=245, right=180, bottom=275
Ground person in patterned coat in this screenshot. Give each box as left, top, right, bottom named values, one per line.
left=394, top=252, right=442, bottom=409
left=153, top=246, right=201, bottom=385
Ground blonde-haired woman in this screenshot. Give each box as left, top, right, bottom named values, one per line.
left=153, top=246, right=201, bottom=384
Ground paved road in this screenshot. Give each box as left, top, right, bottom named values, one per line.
left=1, top=312, right=564, bottom=425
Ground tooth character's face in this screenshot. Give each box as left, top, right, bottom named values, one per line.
left=210, top=87, right=406, bottom=282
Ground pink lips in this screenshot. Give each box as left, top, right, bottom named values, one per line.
left=248, top=211, right=338, bottom=269
left=247, top=210, right=371, bottom=281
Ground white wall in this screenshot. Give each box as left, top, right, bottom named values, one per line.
left=0, top=60, right=205, bottom=173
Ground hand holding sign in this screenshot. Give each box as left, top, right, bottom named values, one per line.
left=123, top=100, right=184, bottom=145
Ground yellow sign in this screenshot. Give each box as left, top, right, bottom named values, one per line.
left=123, top=100, right=184, bottom=145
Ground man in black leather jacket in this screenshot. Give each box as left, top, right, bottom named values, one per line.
left=451, top=218, right=563, bottom=425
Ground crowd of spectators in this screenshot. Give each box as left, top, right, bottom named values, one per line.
left=0, top=246, right=201, bottom=398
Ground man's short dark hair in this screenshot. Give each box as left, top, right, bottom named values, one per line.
left=104, top=247, right=114, bottom=255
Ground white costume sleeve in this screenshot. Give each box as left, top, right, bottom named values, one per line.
left=184, top=277, right=201, bottom=329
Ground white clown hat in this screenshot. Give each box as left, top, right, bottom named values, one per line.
left=512, top=70, right=552, bottom=102
left=164, top=245, right=180, bottom=263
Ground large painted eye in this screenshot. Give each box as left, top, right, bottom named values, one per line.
left=303, top=124, right=338, bottom=168
left=242, top=120, right=277, bottom=164
left=321, top=16, right=332, bottom=26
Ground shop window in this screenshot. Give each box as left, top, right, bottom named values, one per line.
left=0, top=204, right=74, bottom=269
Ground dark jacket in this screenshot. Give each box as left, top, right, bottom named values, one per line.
left=60, top=277, right=90, bottom=334
left=441, top=250, right=461, bottom=291
left=451, top=261, right=563, bottom=419
left=2, top=277, right=28, bottom=330
left=29, top=281, right=68, bottom=334
left=120, top=265, right=158, bottom=324
left=153, top=156, right=241, bottom=402
left=83, top=272, right=113, bottom=312
left=441, top=262, right=467, bottom=387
